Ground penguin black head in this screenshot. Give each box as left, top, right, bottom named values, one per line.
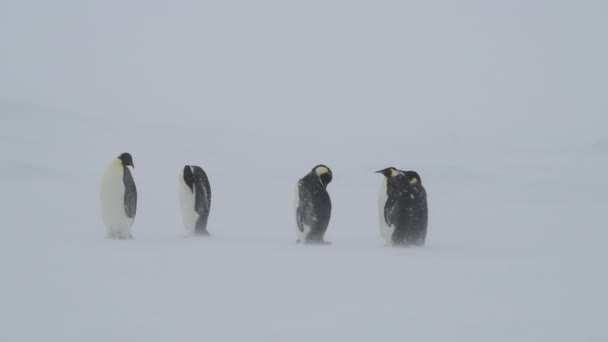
left=182, top=165, right=194, bottom=191
left=375, top=167, right=400, bottom=178
left=312, top=164, right=333, bottom=186
left=403, top=171, right=422, bottom=185
left=118, top=153, right=134, bottom=168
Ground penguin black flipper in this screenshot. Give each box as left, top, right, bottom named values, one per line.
left=388, top=192, right=416, bottom=246
left=386, top=190, right=412, bottom=246
left=296, top=180, right=317, bottom=234
left=192, top=166, right=211, bottom=210
left=123, top=166, right=137, bottom=219
left=192, top=166, right=211, bottom=236
left=383, top=171, right=414, bottom=246
left=384, top=195, right=398, bottom=230
left=295, top=181, right=306, bottom=234
left=384, top=172, right=405, bottom=228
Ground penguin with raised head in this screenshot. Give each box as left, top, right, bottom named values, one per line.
left=100, top=152, right=137, bottom=239
left=294, top=164, right=333, bottom=244
left=376, top=167, right=428, bottom=246
left=178, top=165, right=212, bottom=236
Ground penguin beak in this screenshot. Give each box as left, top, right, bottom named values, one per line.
left=374, top=170, right=383, bottom=174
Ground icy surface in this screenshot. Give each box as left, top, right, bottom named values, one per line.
left=1, top=1, right=607, bottom=341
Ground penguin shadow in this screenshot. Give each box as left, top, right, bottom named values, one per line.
left=183, top=232, right=213, bottom=239
left=106, top=233, right=134, bottom=240
left=383, top=241, right=426, bottom=248
left=296, top=240, right=332, bottom=246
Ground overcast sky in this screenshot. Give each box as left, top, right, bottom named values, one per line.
left=2, top=0, right=606, bottom=142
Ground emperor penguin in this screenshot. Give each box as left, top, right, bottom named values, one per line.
left=100, top=152, right=137, bottom=239
left=376, top=167, right=428, bottom=246
left=294, top=164, right=333, bottom=244
left=178, top=165, right=212, bottom=236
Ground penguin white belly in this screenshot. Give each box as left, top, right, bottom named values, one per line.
left=100, top=162, right=133, bottom=238
left=378, top=177, right=394, bottom=243
left=178, top=178, right=199, bottom=234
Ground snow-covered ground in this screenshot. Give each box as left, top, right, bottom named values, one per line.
left=1, top=1, right=607, bottom=341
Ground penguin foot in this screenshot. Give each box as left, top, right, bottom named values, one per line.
left=106, top=232, right=132, bottom=240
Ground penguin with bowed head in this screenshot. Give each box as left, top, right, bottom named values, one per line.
left=376, top=167, right=428, bottom=246
left=100, top=152, right=137, bottom=239
left=178, top=165, right=212, bottom=236
left=294, top=164, right=333, bottom=244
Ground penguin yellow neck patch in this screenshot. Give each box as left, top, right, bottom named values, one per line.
left=390, top=169, right=399, bottom=177
left=409, top=177, right=418, bottom=184
left=110, top=157, right=123, bottom=169
left=315, top=166, right=330, bottom=176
